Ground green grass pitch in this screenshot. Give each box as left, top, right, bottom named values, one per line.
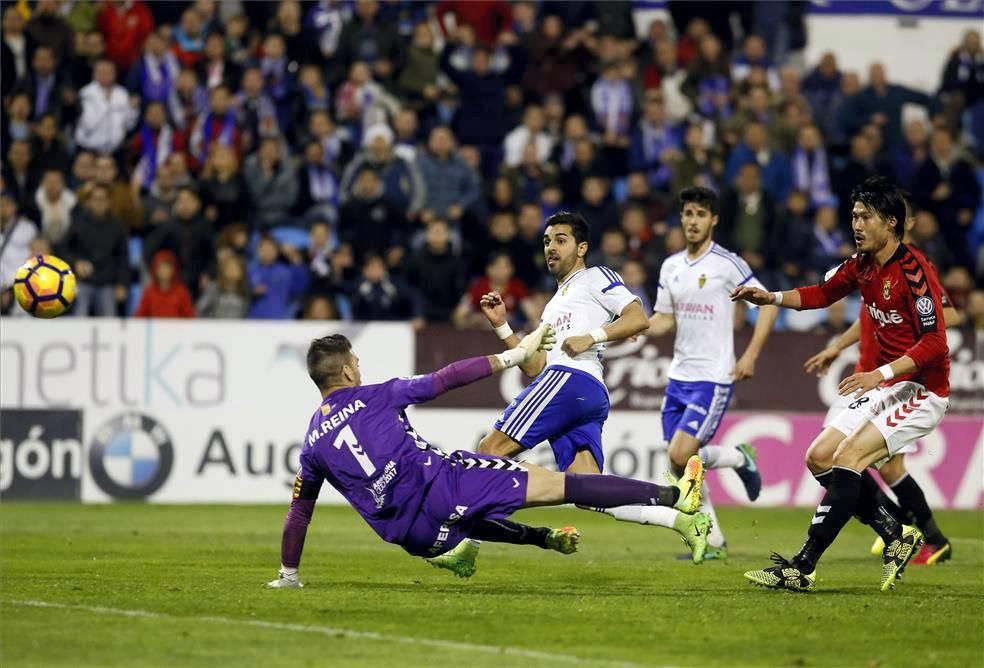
left=1, top=504, right=981, bottom=667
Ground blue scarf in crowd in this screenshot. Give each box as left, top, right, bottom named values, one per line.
left=793, top=147, right=835, bottom=208
left=141, top=53, right=178, bottom=103
left=194, top=110, right=236, bottom=161
left=135, top=124, right=174, bottom=189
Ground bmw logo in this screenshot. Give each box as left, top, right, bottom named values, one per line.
left=89, top=412, right=174, bottom=499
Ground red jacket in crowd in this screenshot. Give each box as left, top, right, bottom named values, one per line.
left=436, top=0, right=512, bottom=47
left=97, top=1, right=155, bottom=71
left=134, top=250, right=196, bottom=318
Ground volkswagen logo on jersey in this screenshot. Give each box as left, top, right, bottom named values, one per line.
left=88, top=412, right=174, bottom=499
left=915, top=296, right=935, bottom=316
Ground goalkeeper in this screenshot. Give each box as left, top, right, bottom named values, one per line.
left=268, top=325, right=705, bottom=587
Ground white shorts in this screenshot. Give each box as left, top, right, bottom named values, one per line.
left=822, top=392, right=853, bottom=429
left=826, top=381, right=948, bottom=459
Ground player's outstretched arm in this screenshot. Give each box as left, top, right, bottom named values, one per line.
left=489, top=323, right=556, bottom=373
left=479, top=291, right=547, bottom=377
left=645, top=312, right=676, bottom=337
left=267, top=478, right=320, bottom=589
left=386, top=325, right=557, bottom=410
left=730, top=286, right=803, bottom=309
left=561, top=300, right=650, bottom=357
left=805, top=319, right=861, bottom=377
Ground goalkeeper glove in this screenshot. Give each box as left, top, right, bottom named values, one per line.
left=495, top=324, right=556, bottom=368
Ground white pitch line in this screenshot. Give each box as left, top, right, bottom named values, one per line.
left=7, top=599, right=667, bottom=668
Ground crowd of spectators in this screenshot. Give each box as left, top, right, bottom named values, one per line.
left=1, top=0, right=983, bottom=332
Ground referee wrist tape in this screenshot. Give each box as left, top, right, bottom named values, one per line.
left=772, top=291, right=784, bottom=305
left=493, top=323, right=513, bottom=340
left=877, top=364, right=895, bottom=381
left=589, top=327, right=608, bottom=343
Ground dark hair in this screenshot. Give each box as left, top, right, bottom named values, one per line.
left=850, top=176, right=906, bottom=239
left=679, top=186, right=719, bottom=216
left=176, top=184, right=200, bottom=199
left=486, top=250, right=513, bottom=267
left=307, top=334, right=353, bottom=390
left=87, top=183, right=111, bottom=197
left=544, top=211, right=590, bottom=245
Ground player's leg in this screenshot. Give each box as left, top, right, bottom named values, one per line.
left=745, top=421, right=895, bottom=592
left=478, top=367, right=567, bottom=459
left=879, top=455, right=952, bottom=564
left=746, top=409, right=925, bottom=592
left=665, top=382, right=733, bottom=557
left=420, top=454, right=575, bottom=578
left=522, top=458, right=704, bottom=512
left=807, top=386, right=880, bottom=484
left=468, top=518, right=580, bottom=555
left=436, top=369, right=602, bottom=570
left=808, top=426, right=913, bottom=557
left=864, top=456, right=909, bottom=556
left=477, top=429, right=524, bottom=458
left=586, top=381, right=712, bottom=563
left=698, top=443, right=761, bottom=500
left=426, top=453, right=704, bottom=578
left=696, top=384, right=761, bottom=500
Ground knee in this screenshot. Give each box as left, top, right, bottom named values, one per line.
left=478, top=432, right=520, bottom=458
left=805, top=433, right=839, bottom=473
left=668, top=442, right=692, bottom=473
left=831, top=440, right=862, bottom=471
left=805, top=445, right=833, bottom=473
left=477, top=434, right=496, bottom=455
left=878, top=456, right=906, bottom=485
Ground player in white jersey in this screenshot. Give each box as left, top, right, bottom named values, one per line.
left=428, top=211, right=712, bottom=577
left=640, top=186, right=779, bottom=561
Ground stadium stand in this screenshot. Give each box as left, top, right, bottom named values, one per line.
left=1, top=0, right=982, bottom=332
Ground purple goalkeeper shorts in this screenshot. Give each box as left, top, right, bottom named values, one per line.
left=401, top=451, right=529, bottom=557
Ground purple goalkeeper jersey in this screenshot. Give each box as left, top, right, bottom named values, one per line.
left=298, top=375, right=452, bottom=544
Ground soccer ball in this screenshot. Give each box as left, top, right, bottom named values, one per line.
left=13, top=254, right=77, bottom=318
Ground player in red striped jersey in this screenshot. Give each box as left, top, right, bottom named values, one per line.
left=804, top=206, right=960, bottom=567
left=733, top=177, right=950, bottom=592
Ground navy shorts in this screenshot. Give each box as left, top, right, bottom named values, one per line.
left=401, top=452, right=528, bottom=557
left=493, top=365, right=610, bottom=471
left=661, top=378, right=733, bottom=445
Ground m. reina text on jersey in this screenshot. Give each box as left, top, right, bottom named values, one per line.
left=307, top=400, right=366, bottom=445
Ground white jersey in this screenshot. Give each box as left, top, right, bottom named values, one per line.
left=540, top=266, right=640, bottom=385
left=655, top=242, right=765, bottom=384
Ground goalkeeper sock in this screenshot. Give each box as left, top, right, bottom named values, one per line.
left=795, top=466, right=861, bottom=572
left=564, top=474, right=678, bottom=508
left=699, top=445, right=745, bottom=470
left=890, top=474, right=948, bottom=544
left=470, top=519, right=550, bottom=548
